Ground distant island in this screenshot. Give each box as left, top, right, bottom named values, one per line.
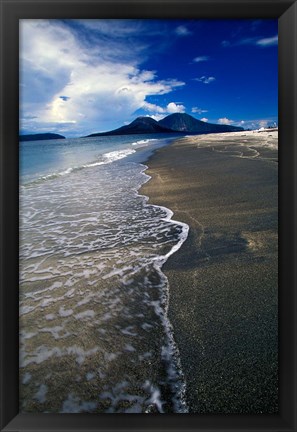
left=19, top=133, right=66, bottom=142
left=86, top=113, right=244, bottom=137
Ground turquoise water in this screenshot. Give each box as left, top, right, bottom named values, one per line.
left=19, top=133, right=189, bottom=413
left=20, top=134, right=177, bottom=184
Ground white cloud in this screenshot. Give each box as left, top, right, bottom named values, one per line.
left=143, top=102, right=165, bottom=113
left=200, top=118, right=208, bottom=122
left=193, top=56, right=209, bottom=63
left=231, top=120, right=245, bottom=128
left=175, top=25, right=191, bottom=36
left=20, top=20, right=185, bottom=136
left=237, top=37, right=257, bottom=46
left=142, top=101, right=185, bottom=119
left=233, top=118, right=277, bottom=130
left=195, top=76, right=216, bottom=84
left=259, top=120, right=269, bottom=128
left=192, top=107, right=208, bottom=114
left=75, top=19, right=145, bottom=37
left=148, top=114, right=166, bottom=122
left=166, top=102, right=185, bottom=113
left=256, top=35, right=278, bottom=47
left=222, top=35, right=278, bottom=48
left=218, top=117, right=233, bottom=125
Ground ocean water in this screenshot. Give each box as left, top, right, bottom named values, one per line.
left=19, top=133, right=189, bottom=413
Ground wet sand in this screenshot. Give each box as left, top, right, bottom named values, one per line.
left=140, top=130, right=278, bottom=413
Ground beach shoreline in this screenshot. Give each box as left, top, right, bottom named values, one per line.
left=140, top=130, right=278, bottom=413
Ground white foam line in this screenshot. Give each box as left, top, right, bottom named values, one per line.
left=138, top=164, right=190, bottom=413
left=140, top=165, right=189, bottom=265
left=132, top=138, right=158, bottom=147
left=153, top=205, right=189, bottom=263
left=25, top=148, right=136, bottom=186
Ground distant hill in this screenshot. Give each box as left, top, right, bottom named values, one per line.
left=19, top=133, right=66, bottom=142
left=86, top=116, right=173, bottom=137
left=158, top=113, right=243, bottom=133
left=86, top=113, right=243, bottom=138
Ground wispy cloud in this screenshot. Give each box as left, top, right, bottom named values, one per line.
left=194, top=76, right=216, bottom=84
left=175, top=25, right=191, bottom=36
left=75, top=19, right=147, bottom=37
left=238, top=37, right=258, bottom=46
left=193, top=56, right=209, bottom=63
left=250, top=20, right=262, bottom=32
left=143, top=101, right=166, bottom=114
left=256, top=35, right=278, bottom=46
left=222, top=34, right=278, bottom=48
left=221, top=40, right=230, bottom=47
left=192, top=107, right=208, bottom=114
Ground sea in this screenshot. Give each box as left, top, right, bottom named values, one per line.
left=19, top=133, right=189, bottom=413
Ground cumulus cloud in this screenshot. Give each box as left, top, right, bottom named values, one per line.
left=166, top=102, right=185, bottom=113
left=20, top=20, right=185, bottom=136
left=194, top=76, right=216, bottom=84
left=141, top=101, right=186, bottom=120
left=200, top=118, right=208, bottom=122
left=218, top=117, right=233, bottom=125
left=193, top=56, right=209, bottom=63
left=175, top=25, right=191, bottom=36
left=192, top=107, right=208, bottom=114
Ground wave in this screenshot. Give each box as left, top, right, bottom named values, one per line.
left=23, top=148, right=136, bottom=186
left=19, top=151, right=190, bottom=413
left=131, top=138, right=158, bottom=147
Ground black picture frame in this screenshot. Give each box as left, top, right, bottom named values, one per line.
left=0, top=1, right=296, bottom=431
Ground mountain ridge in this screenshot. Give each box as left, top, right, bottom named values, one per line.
left=86, top=113, right=243, bottom=137
left=159, top=113, right=243, bottom=133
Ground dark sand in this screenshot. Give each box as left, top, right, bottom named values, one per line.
left=140, top=131, right=278, bottom=413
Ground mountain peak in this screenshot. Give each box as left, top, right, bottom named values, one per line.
left=159, top=113, right=243, bottom=133
left=86, top=116, right=172, bottom=137
left=130, top=116, right=159, bottom=125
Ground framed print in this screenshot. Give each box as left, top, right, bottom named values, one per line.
left=0, top=0, right=296, bottom=431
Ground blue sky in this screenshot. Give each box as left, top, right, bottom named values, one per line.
left=20, top=19, right=278, bottom=137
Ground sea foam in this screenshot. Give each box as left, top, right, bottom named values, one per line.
left=19, top=135, right=189, bottom=413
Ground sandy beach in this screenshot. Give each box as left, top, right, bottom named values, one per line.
left=140, top=130, right=278, bottom=413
